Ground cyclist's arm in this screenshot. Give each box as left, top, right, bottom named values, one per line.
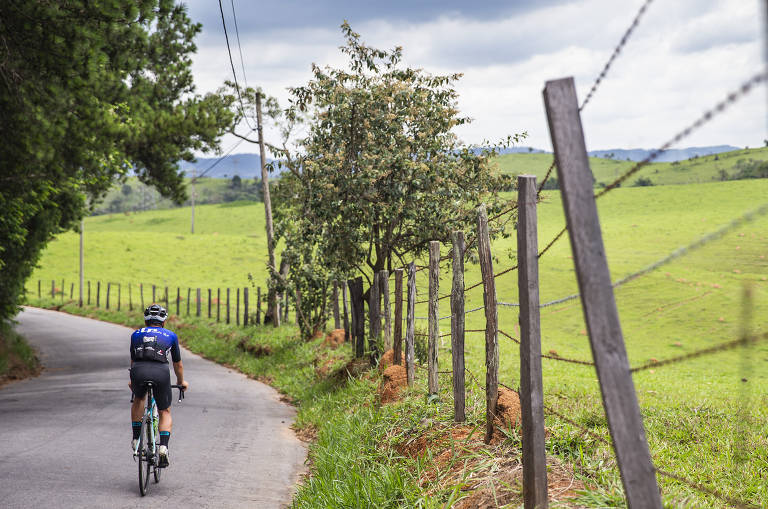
left=172, top=360, right=188, bottom=390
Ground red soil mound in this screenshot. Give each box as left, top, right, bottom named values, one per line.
left=378, top=364, right=407, bottom=404
left=323, top=329, right=346, bottom=348
left=377, top=348, right=403, bottom=372
left=495, top=386, right=521, bottom=429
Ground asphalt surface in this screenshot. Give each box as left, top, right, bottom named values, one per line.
left=0, top=307, right=306, bottom=508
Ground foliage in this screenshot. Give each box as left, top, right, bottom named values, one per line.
left=271, top=23, right=523, bottom=326
left=0, top=0, right=234, bottom=321
left=633, top=176, right=654, bottom=187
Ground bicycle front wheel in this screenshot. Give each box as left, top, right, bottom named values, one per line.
left=138, top=418, right=150, bottom=496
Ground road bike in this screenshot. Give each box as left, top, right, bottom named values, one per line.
left=131, top=382, right=185, bottom=496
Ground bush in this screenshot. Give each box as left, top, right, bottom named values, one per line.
left=633, top=177, right=654, bottom=187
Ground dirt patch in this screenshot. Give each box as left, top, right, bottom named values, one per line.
left=293, top=423, right=318, bottom=443
left=322, top=329, right=346, bottom=348
left=378, top=364, right=407, bottom=404
left=495, top=386, right=521, bottom=430
left=236, top=338, right=273, bottom=357
left=377, top=348, right=403, bottom=372
left=329, top=357, right=372, bottom=383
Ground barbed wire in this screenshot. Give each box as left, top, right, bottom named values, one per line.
left=580, top=0, right=655, bottom=111
left=630, top=332, right=768, bottom=373
left=654, top=469, right=759, bottom=509
left=539, top=199, right=768, bottom=308
left=595, top=70, right=768, bottom=197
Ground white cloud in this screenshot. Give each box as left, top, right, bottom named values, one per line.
left=189, top=0, right=767, bottom=157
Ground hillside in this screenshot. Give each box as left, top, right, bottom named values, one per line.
left=493, top=146, right=768, bottom=187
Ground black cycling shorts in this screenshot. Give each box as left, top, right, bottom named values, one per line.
left=130, top=361, right=172, bottom=410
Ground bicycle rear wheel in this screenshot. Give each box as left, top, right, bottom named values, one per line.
left=138, top=418, right=150, bottom=496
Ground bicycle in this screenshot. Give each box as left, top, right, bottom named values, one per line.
left=131, top=382, right=185, bottom=496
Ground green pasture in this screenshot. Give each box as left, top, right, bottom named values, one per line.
left=27, top=178, right=768, bottom=506
left=494, top=146, right=768, bottom=187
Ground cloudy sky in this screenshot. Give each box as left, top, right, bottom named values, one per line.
left=184, top=0, right=766, bottom=156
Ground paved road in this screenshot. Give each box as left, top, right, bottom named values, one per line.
left=0, top=307, right=306, bottom=508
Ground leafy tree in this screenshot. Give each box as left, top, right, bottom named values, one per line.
left=633, top=177, right=654, bottom=187
left=230, top=175, right=243, bottom=189
left=0, top=1, right=234, bottom=321
left=270, top=23, right=524, bottom=334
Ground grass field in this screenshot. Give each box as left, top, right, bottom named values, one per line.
left=26, top=176, right=768, bottom=506
left=493, top=146, right=768, bottom=187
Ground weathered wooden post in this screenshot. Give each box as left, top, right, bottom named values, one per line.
left=405, top=262, right=416, bottom=386
left=451, top=232, right=466, bottom=422
left=217, top=288, right=221, bottom=322
left=477, top=204, right=499, bottom=444
left=428, top=242, right=440, bottom=396
left=244, top=287, right=249, bottom=326
left=226, top=288, right=231, bottom=324
left=96, top=281, right=101, bottom=307
left=517, top=175, right=548, bottom=508
left=106, top=282, right=111, bottom=309
left=38, top=280, right=41, bottom=298
left=369, top=272, right=381, bottom=360
left=394, top=269, right=404, bottom=365
left=152, top=284, right=156, bottom=303
left=51, top=280, right=55, bottom=299
left=60, top=279, right=64, bottom=302
left=139, top=283, right=144, bottom=309
left=117, top=284, right=121, bottom=311
left=544, top=76, right=661, bottom=507
left=236, top=288, right=240, bottom=325
left=342, top=281, right=350, bottom=344
left=87, top=281, right=91, bottom=305
left=349, top=277, right=365, bottom=358
left=256, top=287, right=261, bottom=325
left=186, top=288, right=191, bottom=316
left=381, top=270, right=392, bottom=351
left=196, top=288, right=201, bottom=317
left=332, top=280, right=340, bottom=330
left=129, top=283, right=133, bottom=311
left=164, top=287, right=169, bottom=310
left=70, top=283, right=74, bottom=299
left=208, top=289, right=212, bottom=319
left=176, top=287, right=180, bottom=316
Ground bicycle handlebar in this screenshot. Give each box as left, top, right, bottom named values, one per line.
left=129, top=382, right=187, bottom=403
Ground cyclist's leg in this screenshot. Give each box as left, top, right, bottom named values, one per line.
left=145, top=363, right=172, bottom=465
left=129, top=364, right=149, bottom=445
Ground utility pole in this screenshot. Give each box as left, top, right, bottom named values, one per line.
left=79, top=218, right=84, bottom=307
left=256, top=92, right=279, bottom=327
left=190, top=168, right=196, bottom=234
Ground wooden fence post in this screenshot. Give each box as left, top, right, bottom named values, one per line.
left=226, top=288, right=231, bottom=324
left=332, top=280, right=340, bottom=330
left=51, top=280, right=55, bottom=299
left=152, top=284, right=156, bottom=303
left=394, top=269, right=404, bottom=365
left=544, top=76, right=661, bottom=507
left=70, top=283, right=74, bottom=299
left=349, top=277, right=365, bottom=358
left=244, top=287, right=249, bottom=326
left=129, top=283, right=133, bottom=311
left=176, top=287, right=180, bottom=316
left=451, top=232, right=466, bottom=423
left=256, top=287, right=261, bottom=325
left=342, top=281, right=350, bottom=343
left=139, top=283, right=144, bottom=310
left=186, top=288, right=190, bottom=316
left=106, top=282, right=111, bottom=309
left=88, top=281, right=91, bottom=305
left=164, top=287, right=169, bottom=310
left=117, top=284, right=121, bottom=311
left=217, top=288, right=221, bottom=322
left=518, top=175, right=548, bottom=508
left=381, top=271, right=391, bottom=351
left=369, top=272, right=381, bottom=361
left=236, top=288, right=240, bottom=326
left=96, top=281, right=101, bottom=307
left=477, top=204, right=499, bottom=444
left=196, top=288, right=201, bottom=317
left=61, top=279, right=64, bottom=302
left=208, top=289, right=212, bottom=319
left=38, top=280, right=41, bottom=298
left=405, top=262, right=416, bottom=386
left=428, top=242, right=440, bottom=396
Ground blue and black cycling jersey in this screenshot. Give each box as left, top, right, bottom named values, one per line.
left=130, top=326, right=181, bottom=364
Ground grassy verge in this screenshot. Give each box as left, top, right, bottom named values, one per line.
left=0, top=321, right=41, bottom=386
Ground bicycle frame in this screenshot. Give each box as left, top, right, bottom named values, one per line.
left=132, top=386, right=159, bottom=459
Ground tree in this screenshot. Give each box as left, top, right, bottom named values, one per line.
left=270, top=23, right=524, bottom=335
left=0, top=1, right=234, bottom=321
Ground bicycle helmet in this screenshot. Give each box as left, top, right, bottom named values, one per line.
left=143, top=304, right=168, bottom=325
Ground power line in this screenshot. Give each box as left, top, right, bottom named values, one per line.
left=230, top=0, right=251, bottom=92
left=217, top=0, right=256, bottom=131
left=191, top=134, right=250, bottom=183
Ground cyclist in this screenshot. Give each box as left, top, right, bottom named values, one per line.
left=129, top=304, right=189, bottom=467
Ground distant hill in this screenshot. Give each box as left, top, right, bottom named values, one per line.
left=587, top=145, right=741, bottom=162
left=179, top=153, right=286, bottom=179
